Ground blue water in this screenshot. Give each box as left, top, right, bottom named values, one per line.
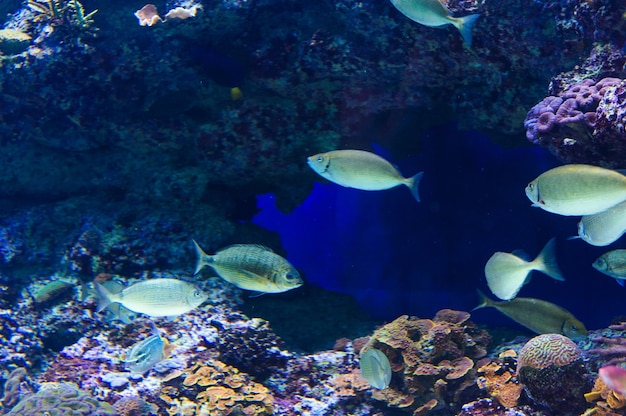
left=255, top=125, right=623, bottom=331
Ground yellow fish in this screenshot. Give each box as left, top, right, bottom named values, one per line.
left=484, top=238, right=563, bottom=300
left=389, top=0, right=480, bottom=46
left=525, top=164, right=626, bottom=216
left=474, top=290, right=588, bottom=340
left=307, top=149, right=423, bottom=202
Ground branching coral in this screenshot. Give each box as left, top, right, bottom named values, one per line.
left=361, top=309, right=490, bottom=415
left=159, top=360, right=274, bottom=415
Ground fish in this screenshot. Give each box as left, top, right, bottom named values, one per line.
left=473, top=290, right=588, bottom=340
left=125, top=324, right=175, bottom=374
left=577, top=200, right=626, bottom=246
left=388, top=0, right=480, bottom=46
left=525, top=164, right=626, bottom=216
left=91, top=280, right=137, bottom=324
left=599, top=366, right=626, bottom=395
left=593, top=250, right=626, bottom=283
left=484, top=238, right=563, bottom=300
left=359, top=348, right=392, bottom=390
left=95, top=278, right=208, bottom=318
left=306, top=149, right=423, bottom=202
left=192, top=241, right=303, bottom=294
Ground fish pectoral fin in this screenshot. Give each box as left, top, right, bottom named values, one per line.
left=232, top=270, right=267, bottom=290
left=248, top=291, right=266, bottom=298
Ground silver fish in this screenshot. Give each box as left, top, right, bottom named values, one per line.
left=359, top=348, right=392, bottom=390
left=95, top=278, right=208, bottom=318
left=389, top=0, right=480, bottom=46
left=525, top=164, right=626, bottom=216
left=193, top=241, right=303, bottom=294
left=485, top=238, right=563, bottom=300
left=125, top=325, right=172, bottom=374
left=578, top=200, right=626, bottom=246
left=307, top=149, right=423, bottom=202
left=593, top=250, right=626, bottom=281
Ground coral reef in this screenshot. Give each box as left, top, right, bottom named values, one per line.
left=524, top=77, right=626, bottom=167
left=516, top=334, right=591, bottom=414
left=159, top=360, right=274, bottom=415
left=587, top=319, right=626, bottom=368
left=5, top=381, right=116, bottom=415
left=583, top=376, right=626, bottom=416
left=476, top=350, right=522, bottom=408
left=359, top=309, right=491, bottom=414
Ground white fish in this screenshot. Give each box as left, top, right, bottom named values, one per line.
left=485, top=238, right=563, bottom=300
left=359, top=348, right=392, bottom=390
left=525, top=164, right=626, bottom=216
left=95, top=278, right=208, bottom=318
left=193, top=241, right=303, bottom=294
left=577, top=200, right=626, bottom=246
left=389, top=0, right=480, bottom=46
left=307, top=149, right=423, bottom=202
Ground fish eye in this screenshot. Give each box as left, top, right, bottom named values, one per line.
left=285, top=273, right=297, bottom=281
left=316, top=156, right=323, bottom=162
left=527, top=183, right=534, bottom=191
left=194, top=289, right=203, bottom=298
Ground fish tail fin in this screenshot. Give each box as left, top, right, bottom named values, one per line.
left=94, top=282, right=113, bottom=312
left=534, top=237, right=565, bottom=281
left=406, top=171, right=424, bottom=202
left=472, top=289, right=493, bottom=311
left=192, top=239, right=211, bottom=275
left=454, top=13, right=480, bottom=47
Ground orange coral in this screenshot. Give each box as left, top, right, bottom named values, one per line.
left=476, top=360, right=522, bottom=408
left=328, top=370, right=371, bottom=398
left=583, top=376, right=626, bottom=415
left=160, top=360, right=273, bottom=415
left=362, top=310, right=490, bottom=415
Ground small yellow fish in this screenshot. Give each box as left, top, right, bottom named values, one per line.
left=95, top=278, right=208, bottom=318
left=474, top=290, right=588, bottom=340
left=525, top=164, right=626, bottom=216
left=193, top=241, right=303, bottom=294
left=307, top=149, right=423, bottom=202
left=359, top=348, right=392, bottom=390
left=389, top=0, right=480, bottom=46
left=593, top=250, right=626, bottom=281
left=577, top=200, right=626, bottom=246
left=484, top=238, right=563, bottom=300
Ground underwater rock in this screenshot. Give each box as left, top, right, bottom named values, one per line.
left=0, top=29, right=30, bottom=55
left=516, top=334, right=591, bottom=415
left=583, top=376, right=626, bottom=415
left=476, top=350, right=522, bottom=408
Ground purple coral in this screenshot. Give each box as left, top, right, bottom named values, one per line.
left=524, top=77, right=626, bottom=166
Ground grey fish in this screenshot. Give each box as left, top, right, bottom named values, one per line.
left=593, top=250, right=626, bottom=282
left=125, top=324, right=174, bottom=374
left=484, top=238, right=563, bottom=301
left=389, top=0, right=480, bottom=46
left=95, top=278, right=208, bottom=318
left=525, top=164, right=626, bottom=216
left=359, top=348, right=392, bottom=390
left=474, top=290, right=588, bottom=340
left=307, top=149, right=423, bottom=202
left=193, top=241, right=303, bottom=294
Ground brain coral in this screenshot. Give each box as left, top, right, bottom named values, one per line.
left=5, top=382, right=116, bottom=415
left=517, top=334, right=590, bottom=414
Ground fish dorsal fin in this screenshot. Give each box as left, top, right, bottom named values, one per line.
left=220, top=244, right=274, bottom=253
left=512, top=249, right=531, bottom=261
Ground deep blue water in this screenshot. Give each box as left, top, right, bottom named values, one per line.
left=254, top=125, right=625, bottom=332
